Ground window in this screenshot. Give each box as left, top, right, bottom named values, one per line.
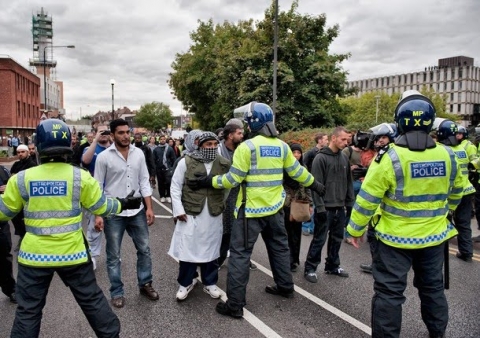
left=451, top=81, right=454, bottom=90
left=450, top=104, right=453, bottom=113
left=387, top=77, right=390, bottom=86
left=376, top=79, right=378, bottom=87
left=430, top=72, right=434, bottom=81
left=17, top=101, right=20, bottom=116
left=459, top=68, right=463, bottom=78
left=411, top=74, right=414, bottom=83
left=423, top=72, right=427, bottom=82
left=444, top=82, right=447, bottom=91
left=451, top=93, right=454, bottom=101
left=458, top=104, right=461, bottom=113
left=459, top=81, right=463, bottom=90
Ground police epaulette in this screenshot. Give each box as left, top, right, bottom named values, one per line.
left=375, top=144, right=390, bottom=163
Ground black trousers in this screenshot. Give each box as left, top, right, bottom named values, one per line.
left=453, top=194, right=473, bottom=258
left=178, top=260, right=218, bottom=287
left=0, top=221, right=15, bottom=297
left=474, top=183, right=480, bottom=229
left=284, top=207, right=302, bottom=267
left=305, top=207, right=345, bottom=273
left=226, top=209, right=292, bottom=310
left=371, top=241, right=447, bottom=338
left=11, top=262, right=120, bottom=338
left=156, top=170, right=171, bottom=198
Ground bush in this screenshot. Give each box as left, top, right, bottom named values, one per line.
left=279, top=128, right=333, bottom=151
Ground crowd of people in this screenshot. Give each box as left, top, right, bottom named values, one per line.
left=0, top=90, right=478, bottom=338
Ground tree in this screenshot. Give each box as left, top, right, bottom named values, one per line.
left=341, top=88, right=454, bottom=131
left=169, top=0, right=353, bottom=132
left=134, top=102, right=173, bottom=132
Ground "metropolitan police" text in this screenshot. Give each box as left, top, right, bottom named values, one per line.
left=410, top=161, right=446, bottom=178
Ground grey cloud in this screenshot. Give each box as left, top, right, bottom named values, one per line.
left=2, top=0, right=480, bottom=118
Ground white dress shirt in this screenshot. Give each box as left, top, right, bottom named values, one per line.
left=94, top=143, right=152, bottom=217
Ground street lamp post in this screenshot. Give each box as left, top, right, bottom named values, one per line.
left=272, top=0, right=279, bottom=120
left=375, top=95, right=380, bottom=123
left=43, top=45, right=75, bottom=112
left=110, top=79, right=115, bottom=120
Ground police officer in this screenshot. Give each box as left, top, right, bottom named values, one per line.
left=434, top=119, right=475, bottom=262
left=347, top=91, right=464, bottom=338
left=358, top=122, right=397, bottom=274
left=0, top=120, right=142, bottom=338
left=187, top=102, right=325, bottom=318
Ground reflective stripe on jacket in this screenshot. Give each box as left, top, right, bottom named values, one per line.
left=0, top=163, right=121, bottom=267
left=450, top=144, right=475, bottom=195
left=348, top=143, right=463, bottom=249
left=212, top=135, right=314, bottom=218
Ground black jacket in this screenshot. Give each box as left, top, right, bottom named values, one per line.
left=311, top=146, right=354, bottom=212
left=153, top=145, right=176, bottom=171
left=10, top=158, right=37, bottom=175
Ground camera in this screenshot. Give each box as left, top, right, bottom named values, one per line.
left=100, top=130, right=110, bottom=136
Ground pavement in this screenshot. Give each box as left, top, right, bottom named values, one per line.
left=0, top=174, right=479, bottom=337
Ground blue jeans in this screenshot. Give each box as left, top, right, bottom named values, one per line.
left=104, top=209, right=153, bottom=299
left=302, top=211, right=314, bottom=234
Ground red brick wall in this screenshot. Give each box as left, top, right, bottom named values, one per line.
left=0, top=58, right=41, bottom=147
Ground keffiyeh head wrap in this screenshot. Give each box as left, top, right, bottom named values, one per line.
left=183, top=129, right=202, bottom=155
left=189, top=131, right=219, bottom=163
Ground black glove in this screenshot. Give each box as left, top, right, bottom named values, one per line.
left=310, top=180, right=326, bottom=197
left=186, top=173, right=213, bottom=190
left=117, top=190, right=142, bottom=211
left=446, top=210, right=454, bottom=224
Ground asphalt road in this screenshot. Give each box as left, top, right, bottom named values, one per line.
left=1, top=186, right=479, bottom=337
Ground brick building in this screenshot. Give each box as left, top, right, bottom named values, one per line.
left=0, top=56, right=41, bottom=148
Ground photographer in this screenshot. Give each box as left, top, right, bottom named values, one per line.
left=343, top=130, right=375, bottom=244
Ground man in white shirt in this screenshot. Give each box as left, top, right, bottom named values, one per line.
left=94, top=119, right=158, bottom=308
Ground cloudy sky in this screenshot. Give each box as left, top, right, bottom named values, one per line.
left=1, top=0, right=478, bottom=120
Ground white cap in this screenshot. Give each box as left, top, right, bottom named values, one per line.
left=17, top=145, right=28, bottom=152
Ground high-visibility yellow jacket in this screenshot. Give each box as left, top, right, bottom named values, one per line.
left=212, top=135, right=314, bottom=218
left=449, top=144, right=475, bottom=195
left=0, top=163, right=121, bottom=267
left=460, top=139, right=478, bottom=162
left=348, top=143, right=463, bottom=249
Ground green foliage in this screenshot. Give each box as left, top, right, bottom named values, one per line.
left=169, top=0, right=352, bottom=132
left=341, top=88, right=452, bottom=131
left=280, top=128, right=333, bottom=151
left=134, top=102, right=174, bottom=132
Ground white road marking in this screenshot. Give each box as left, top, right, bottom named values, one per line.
left=152, top=197, right=371, bottom=336
left=252, top=260, right=372, bottom=335
left=154, top=215, right=172, bottom=219
left=166, top=255, right=282, bottom=337
left=151, top=196, right=173, bottom=213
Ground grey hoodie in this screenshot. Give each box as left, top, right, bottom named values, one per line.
left=311, top=146, right=355, bottom=212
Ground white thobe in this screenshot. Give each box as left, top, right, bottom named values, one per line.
left=168, top=158, right=224, bottom=263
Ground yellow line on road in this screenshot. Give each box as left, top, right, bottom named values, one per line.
left=448, top=249, right=480, bottom=262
